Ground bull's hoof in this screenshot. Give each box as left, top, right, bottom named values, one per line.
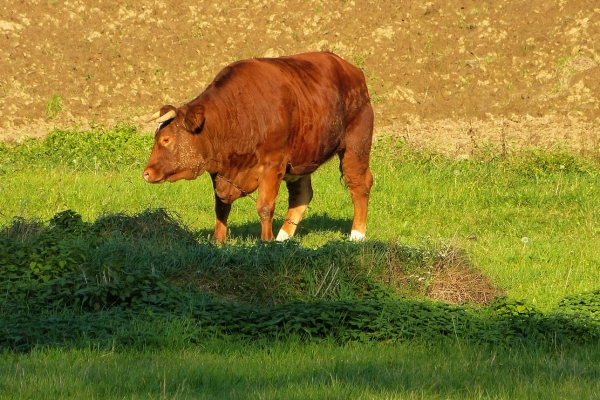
left=350, top=230, right=366, bottom=241
left=276, top=230, right=290, bottom=241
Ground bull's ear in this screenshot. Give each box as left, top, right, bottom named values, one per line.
left=183, top=104, right=205, bottom=134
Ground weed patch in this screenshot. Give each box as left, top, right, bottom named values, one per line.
left=426, top=245, right=501, bottom=304
left=0, top=124, right=150, bottom=173
left=1, top=210, right=598, bottom=352
left=45, top=95, right=63, bottom=119
left=506, top=149, right=597, bottom=178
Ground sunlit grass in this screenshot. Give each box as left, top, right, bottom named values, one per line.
left=366, top=150, right=600, bottom=309
left=1, top=132, right=599, bottom=309
left=45, top=94, right=63, bottom=119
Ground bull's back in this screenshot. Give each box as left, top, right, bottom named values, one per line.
left=201, top=52, right=372, bottom=173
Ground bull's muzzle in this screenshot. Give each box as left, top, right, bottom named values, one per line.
left=143, top=167, right=160, bottom=183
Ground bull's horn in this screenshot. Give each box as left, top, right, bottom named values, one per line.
left=147, top=109, right=177, bottom=123
left=147, top=111, right=161, bottom=123
left=156, top=109, right=177, bottom=124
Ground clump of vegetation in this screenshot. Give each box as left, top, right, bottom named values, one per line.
left=45, top=94, right=63, bottom=119
left=0, top=209, right=473, bottom=313
left=505, top=149, right=597, bottom=178
left=1, top=209, right=598, bottom=352
left=0, top=123, right=150, bottom=173
left=426, top=245, right=500, bottom=304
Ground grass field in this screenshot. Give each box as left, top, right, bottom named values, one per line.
left=2, top=126, right=599, bottom=307
left=1, top=125, right=599, bottom=398
left=3, top=340, right=600, bottom=399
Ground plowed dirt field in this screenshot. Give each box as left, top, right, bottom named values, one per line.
left=2, top=0, right=599, bottom=157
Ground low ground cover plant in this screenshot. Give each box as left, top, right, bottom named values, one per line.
left=1, top=208, right=598, bottom=352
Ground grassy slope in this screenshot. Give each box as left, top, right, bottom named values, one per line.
left=366, top=141, right=600, bottom=308
left=2, top=129, right=598, bottom=308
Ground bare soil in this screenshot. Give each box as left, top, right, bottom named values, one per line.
left=1, top=0, right=599, bottom=158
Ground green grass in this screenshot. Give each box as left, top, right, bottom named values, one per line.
left=366, top=140, right=600, bottom=309
left=45, top=94, right=63, bottom=119
left=2, top=129, right=598, bottom=308
left=2, top=340, right=599, bottom=399
left=1, top=126, right=600, bottom=397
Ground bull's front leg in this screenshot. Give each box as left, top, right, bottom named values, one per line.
left=213, top=194, right=232, bottom=242
left=256, top=166, right=284, bottom=240
left=211, top=174, right=236, bottom=242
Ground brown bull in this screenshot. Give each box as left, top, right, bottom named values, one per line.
left=143, top=52, right=373, bottom=242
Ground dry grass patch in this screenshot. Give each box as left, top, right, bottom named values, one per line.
left=426, top=247, right=502, bottom=305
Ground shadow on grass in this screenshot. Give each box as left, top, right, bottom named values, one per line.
left=2, top=338, right=600, bottom=398
left=193, top=212, right=353, bottom=240
left=1, top=209, right=599, bottom=352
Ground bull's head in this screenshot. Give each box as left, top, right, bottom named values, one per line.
left=143, top=104, right=207, bottom=183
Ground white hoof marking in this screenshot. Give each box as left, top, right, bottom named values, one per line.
left=350, top=230, right=366, bottom=241
left=276, top=230, right=290, bottom=241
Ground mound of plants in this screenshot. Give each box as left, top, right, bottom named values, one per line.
left=1, top=209, right=599, bottom=351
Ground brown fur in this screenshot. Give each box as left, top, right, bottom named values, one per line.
left=143, top=52, right=373, bottom=242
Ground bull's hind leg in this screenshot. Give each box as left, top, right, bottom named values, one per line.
left=340, top=110, right=374, bottom=240
left=276, top=175, right=313, bottom=241
left=340, top=151, right=373, bottom=240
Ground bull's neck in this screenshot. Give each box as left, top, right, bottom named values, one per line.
left=193, top=102, right=231, bottom=175
left=194, top=124, right=219, bottom=175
